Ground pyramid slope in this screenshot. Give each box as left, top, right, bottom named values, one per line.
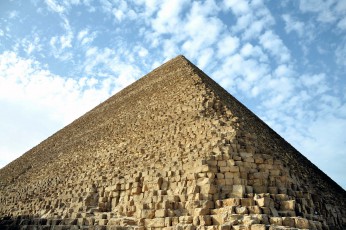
left=1, top=55, right=345, bottom=229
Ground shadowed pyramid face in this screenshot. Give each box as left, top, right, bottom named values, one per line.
left=0, top=55, right=345, bottom=229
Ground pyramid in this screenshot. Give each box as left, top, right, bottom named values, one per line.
left=0, top=55, right=345, bottom=230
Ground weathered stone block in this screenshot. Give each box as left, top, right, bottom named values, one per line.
left=194, top=207, right=210, bottom=216
left=145, top=217, right=165, bottom=228
left=235, top=206, right=248, bottom=215
left=294, top=217, right=309, bottom=229
left=199, top=215, right=212, bottom=226
left=231, top=185, right=245, bottom=198
left=248, top=206, right=262, bottom=214
left=282, top=217, right=295, bottom=227
left=241, top=198, right=255, bottom=206
left=179, top=216, right=193, bottom=224
left=223, top=198, right=240, bottom=207
left=256, top=197, right=272, bottom=207
left=280, top=200, right=295, bottom=211
left=155, top=209, right=167, bottom=218
left=270, top=217, right=282, bottom=225
left=250, top=224, right=266, bottom=230
left=200, top=184, right=217, bottom=194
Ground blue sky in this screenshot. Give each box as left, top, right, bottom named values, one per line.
left=0, top=0, right=345, bottom=188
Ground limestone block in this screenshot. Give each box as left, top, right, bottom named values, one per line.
left=141, top=210, right=155, bottom=219
left=131, top=186, right=142, bottom=195
left=242, top=215, right=260, bottom=225
left=77, top=218, right=85, bottom=225
left=275, top=194, right=288, bottom=201
left=145, top=217, right=165, bottom=228
left=194, top=207, right=210, bottom=216
left=155, top=209, right=167, bottom=218
left=255, top=197, right=272, bottom=207
left=250, top=224, right=265, bottom=230
left=240, top=198, right=255, bottom=206
left=219, top=166, right=230, bottom=173
left=252, top=186, right=267, bottom=194
left=199, top=215, right=212, bottom=226
left=197, top=178, right=214, bottom=186
left=231, top=225, right=247, bottom=230
left=294, top=217, right=309, bottom=229
left=270, top=217, right=282, bottom=225
left=217, top=173, right=225, bottom=179
left=268, top=187, right=278, bottom=194
left=280, top=200, right=295, bottom=211
left=224, top=172, right=233, bottom=179
left=223, top=198, right=240, bottom=207
left=231, top=185, right=245, bottom=198
left=218, top=161, right=227, bottom=167
left=98, top=219, right=108, bottom=225
left=207, top=160, right=218, bottom=166
left=216, top=178, right=226, bottom=185
left=225, top=178, right=234, bottom=186
left=179, top=216, right=193, bottom=224
left=254, top=214, right=269, bottom=225
left=219, top=223, right=231, bottom=230
left=212, top=213, right=230, bottom=225
left=254, top=158, right=264, bottom=164
left=227, top=159, right=235, bottom=166
left=247, top=206, right=262, bottom=214
left=282, top=217, right=295, bottom=227
left=196, top=165, right=216, bottom=173
left=187, top=185, right=200, bottom=195
left=200, top=184, right=217, bottom=194
left=172, top=217, right=179, bottom=226
left=244, top=157, right=254, bottom=163
left=235, top=206, right=248, bottom=215
left=229, top=166, right=240, bottom=173
left=84, top=217, right=95, bottom=226
left=269, top=207, right=279, bottom=216
left=201, top=200, right=215, bottom=209
left=165, top=217, right=172, bottom=227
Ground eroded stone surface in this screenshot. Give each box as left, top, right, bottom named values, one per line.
left=0, top=55, right=345, bottom=229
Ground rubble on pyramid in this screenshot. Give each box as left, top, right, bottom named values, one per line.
left=0, top=55, right=345, bottom=229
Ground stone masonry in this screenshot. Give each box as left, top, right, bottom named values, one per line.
left=0, top=55, right=345, bottom=229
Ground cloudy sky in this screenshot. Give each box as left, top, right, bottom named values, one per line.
left=0, top=0, right=345, bottom=188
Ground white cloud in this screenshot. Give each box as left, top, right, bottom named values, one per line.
left=45, top=0, right=65, bottom=14
left=223, top=0, right=250, bottom=16
left=151, top=0, right=188, bottom=35
left=217, top=35, right=239, bottom=58
left=239, top=43, right=268, bottom=62
left=299, top=0, right=346, bottom=25
left=259, top=30, right=291, bottom=63
left=196, top=48, right=214, bottom=70
left=225, top=0, right=274, bottom=40
left=77, top=29, right=97, bottom=46
left=182, top=3, right=224, bottom=58
left=134, top=0, right=160, bottom=18
left=48, top=18, right=74, bottom=60
left=282, top=14, right=304, bottom=37
left=138, top=47, right=148, bottom=57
